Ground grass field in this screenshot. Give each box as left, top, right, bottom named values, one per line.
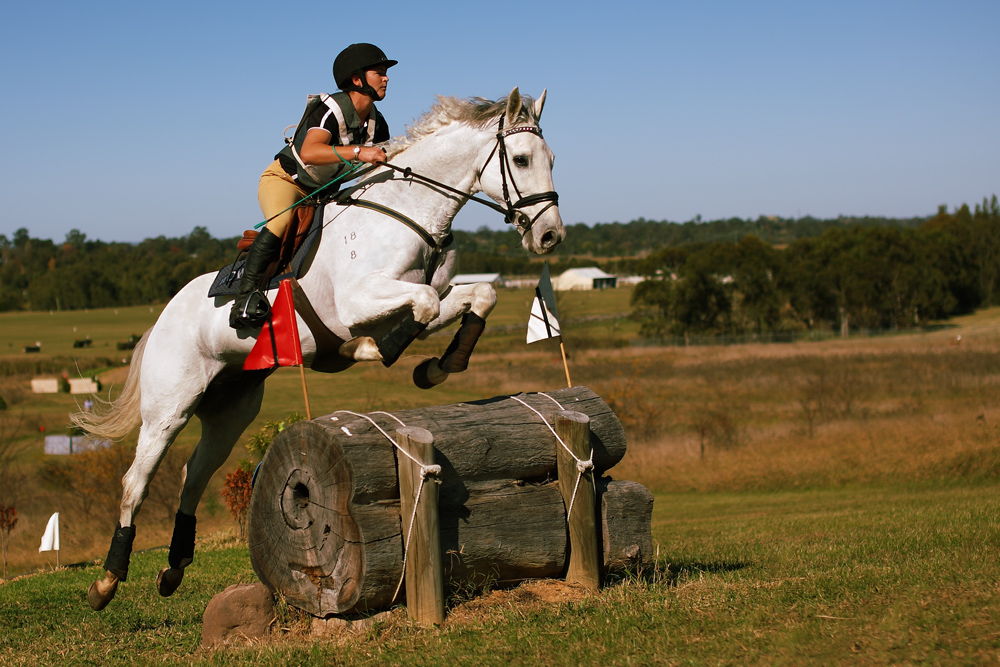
left=1, top=290, right=999, bottom=665
left=1, top=484, right=996, bottom=666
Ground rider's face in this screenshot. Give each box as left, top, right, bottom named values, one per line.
left=364, top=67, right=389, bottom=100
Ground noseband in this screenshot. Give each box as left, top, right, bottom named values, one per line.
left=480, top=117, right=560, bottom=233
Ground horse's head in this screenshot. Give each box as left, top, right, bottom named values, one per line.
left=479, top=88, right=565, bottom=255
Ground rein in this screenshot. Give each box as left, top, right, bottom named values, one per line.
left=331, top=114, right=558, bottom=282
left=369, top=115, right=559, bottom=234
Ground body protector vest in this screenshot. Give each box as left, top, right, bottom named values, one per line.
left=277, top=92, right=386, bottom=193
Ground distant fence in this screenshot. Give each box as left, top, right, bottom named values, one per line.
left=419, top=314, right=963, bottom=348
left=44, top=435, right=112, bottom=455
left=630, top=324, right=959, bottom=348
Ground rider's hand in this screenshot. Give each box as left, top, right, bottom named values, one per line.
left=359, top=146, right=387, bottom=164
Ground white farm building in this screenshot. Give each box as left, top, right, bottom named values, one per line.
left=450, top=273, right=504, bottom=286
left=554, top=267, right=617, bottom=291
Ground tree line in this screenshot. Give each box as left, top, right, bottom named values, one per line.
left=0, top=201, right=994, bottom=324
left=0, top=227, right=240, bottom=312
left=630, top=197, right=1000, bottom=337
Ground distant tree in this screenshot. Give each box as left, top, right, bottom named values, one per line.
left=64, top=229, right=87, bottom=248
left=672, top=248, right=731, bottom=335
left=631, top=246, right=690, bottom=336
left=970, top=196, right=1000, bottom=306
left=729, top=235, right=782, bottom=335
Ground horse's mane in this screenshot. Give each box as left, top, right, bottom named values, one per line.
left=384, top=93, right=539, bottom=159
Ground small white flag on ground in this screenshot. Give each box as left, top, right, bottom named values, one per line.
left=527, top=263, right=561, bottom=344
left=39, top=512, right=59, bottom=552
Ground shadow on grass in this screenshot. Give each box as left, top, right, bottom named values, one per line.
left=604, top=558, right=751, bottom=589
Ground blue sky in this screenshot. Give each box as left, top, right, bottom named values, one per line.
left=1, top=0, right=997, bottom=243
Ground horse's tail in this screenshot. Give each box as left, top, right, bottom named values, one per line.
left=70, top=329, right=150, bottom=442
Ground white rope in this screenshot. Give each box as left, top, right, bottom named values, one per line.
left=537, top=391, right=565, bottom=410
left=329, top=393, right=594, bottom=603
left=331, top=410, right=425, bottom=469
left=330, top=409, right=440, bottom=604
left=508, top=394, right=594, bottom=519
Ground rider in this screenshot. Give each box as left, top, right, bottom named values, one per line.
left=230, top=43, right=398, bottom=330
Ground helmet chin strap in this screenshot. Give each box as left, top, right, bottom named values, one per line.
left=343, top=72, right=381, bottom=100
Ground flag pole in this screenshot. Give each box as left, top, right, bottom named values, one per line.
left=559, top=341, right=572, bottom=388
left=299, top=364, right=312, bottom=420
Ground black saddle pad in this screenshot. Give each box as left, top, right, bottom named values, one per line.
left=207, top=204, right=324, bottom=298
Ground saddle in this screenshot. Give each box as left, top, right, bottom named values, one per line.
left=207, top=205, right=322, bottom=298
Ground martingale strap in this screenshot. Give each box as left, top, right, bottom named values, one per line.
left=345, top=198, right=436, bottom=248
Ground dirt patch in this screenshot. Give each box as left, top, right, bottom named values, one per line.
left=444, top=580, right=593, bottom=627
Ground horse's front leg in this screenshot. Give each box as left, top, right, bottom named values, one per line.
left=336, top=275, right=442, bottom=366
left=414, top=282, right=497, bottom=389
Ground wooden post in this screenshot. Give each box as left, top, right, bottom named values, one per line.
left=555, top=410, right=600, bottom=589
left=395, top=426, right=444, bottom=626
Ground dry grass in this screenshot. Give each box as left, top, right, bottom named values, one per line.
left=3, top=298, right=999, bottom=580
left=601, top=318, right=1000, bottom=494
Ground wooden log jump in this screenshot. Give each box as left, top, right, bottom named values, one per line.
left=247, top=386, right=653, bottom=618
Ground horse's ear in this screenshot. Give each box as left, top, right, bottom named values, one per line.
left=505, top=87, right=523, bottom=126
left=533, top=89, right=547, bottom=121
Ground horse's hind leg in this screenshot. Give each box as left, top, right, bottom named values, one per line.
left=156, top=374, right=267, bottom=597
left=88, top=409, right=195, bottom=611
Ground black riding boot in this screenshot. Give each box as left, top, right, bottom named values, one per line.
left=230, top=228, right=282, bottom=330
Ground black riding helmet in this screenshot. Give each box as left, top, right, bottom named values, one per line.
left=333, top=43, right=398, bottom=93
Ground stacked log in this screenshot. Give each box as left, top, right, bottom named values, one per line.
left=247, top=386, right=653, bottom=617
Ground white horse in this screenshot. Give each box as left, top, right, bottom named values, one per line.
left=73, top=88, right=564, bottom=611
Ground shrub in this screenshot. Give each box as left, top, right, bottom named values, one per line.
left=0, top=503, right=17, bottom=578
left=221, top=461, right=253, bottom=541
left=245, top=413, right=304, bottom=459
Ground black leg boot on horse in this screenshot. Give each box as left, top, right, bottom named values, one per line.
left=156, top=511, right=196, bottom=597
left=88, top=523, right=136, bottom=611
left=230, top=227, right=283, bottom=330
left=376, top=311, right=428, bottom=367
left=413, top=313, right=487, bottom=389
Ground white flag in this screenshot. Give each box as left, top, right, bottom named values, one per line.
left=527, top=296, right=561, bottom=343
left=39, top=512, right=59, bottom=552
left=527, top=263, right=562, bottom=344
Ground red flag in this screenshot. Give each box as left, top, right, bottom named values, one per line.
left=244, top=279, right=303, bottom=370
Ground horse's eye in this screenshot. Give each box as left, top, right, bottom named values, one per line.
left=513, top=155, right=529, bottom=168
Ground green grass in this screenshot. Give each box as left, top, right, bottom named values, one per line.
left=1, top=484, right=998, bottom=666
left=0, top=305, right=161, bottom=362
left=2, top=293, right=1000, bottom=665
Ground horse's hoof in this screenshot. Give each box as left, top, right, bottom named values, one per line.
left=87, top=574, right=119, bottom=611
left=413, top=357, right=448, bottom=389
left=156, top=566, right=185, bottom=597
left=339, top=337, right=381, bottom=362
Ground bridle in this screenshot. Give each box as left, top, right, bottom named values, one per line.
left=479, top=116, right=560, bottom=233
left=370, top=115, right=559, bottom=237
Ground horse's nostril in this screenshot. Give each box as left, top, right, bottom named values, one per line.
left=541, top=231, right=557, bottom=247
